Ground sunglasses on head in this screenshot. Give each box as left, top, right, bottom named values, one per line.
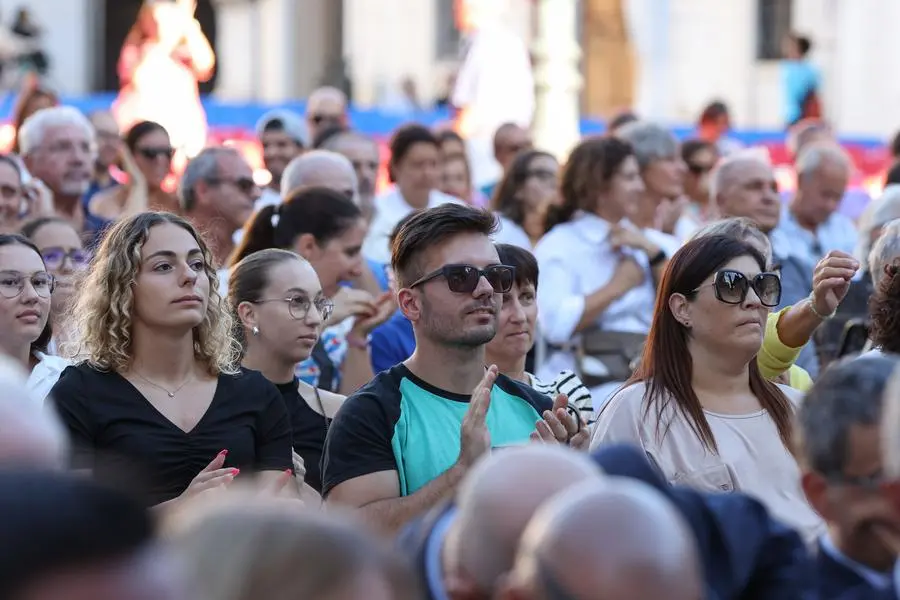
left=694, top=269, right=781, bottom=307
left=410, top=264, right=515, bottom=294
left=137, top=146, right=175, bottom=161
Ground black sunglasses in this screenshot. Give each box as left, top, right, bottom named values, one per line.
left=310, top=114, right=342, bottom=125
left=209, top=177, right=257, bottom=195
left=410, top=264, right=515, bottom=294
left=137, top=146, right=175, bottom=161
left=694, top=269, right=782, bottom=308
left=687, top=162, right=714, bottom=175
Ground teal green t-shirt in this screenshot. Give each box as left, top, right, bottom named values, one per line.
left=321, top=364, right=552, bottom=497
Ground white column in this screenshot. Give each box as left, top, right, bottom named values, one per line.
left=210, top=0, right=257, bottom=100
left=532, top=0, right=583, bottom=161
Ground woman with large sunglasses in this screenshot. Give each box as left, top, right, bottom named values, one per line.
left=21, top=217, right=90, bottom=355
left=0, top=234, right=69, bottom=401
left=591, top=234, right=823, bottom=543
left=229, top=248, right=342, bottom=495
left=88, top=120, right=180, bottom=221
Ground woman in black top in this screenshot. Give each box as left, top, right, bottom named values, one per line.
left=51, top=212, right=293, bottom=507
left=230, top=248, right=345, bottom=494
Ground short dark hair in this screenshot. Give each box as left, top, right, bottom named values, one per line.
left=495, top=243, right=539, bottom=291
left=124, top=120, right=167, bottom=153
left=608, top=111, right=638, bottom=132
left=886, top=162, right=900, bottom=187
left=797, top=354, right=899, bottom=476
left=681, top=138, right=716, bottom=164
left=0, top=233, right=52, bottom=353
left=263, top=118, right=286, bottom=133
left=699, top=101, right=729, bottom=125
left=388, top=124, right=439, bottom=182
left=792, top=33, right=812, bottom=56
left=230, top=186, right=362, bottom=266
left=0, top=470, right=154, bottom=599
left=313, top=124, right=349, bottom=149
left=391, top=203, right=497, bottom=287
left=891, top=131, right=900, bottom=160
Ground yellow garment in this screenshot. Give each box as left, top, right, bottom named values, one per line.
left=757, top=306, right=813, bottom=392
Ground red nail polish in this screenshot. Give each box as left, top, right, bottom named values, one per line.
left=219, top=449, right=228, bottom=456
left=231, top=468, right=240, bottom=476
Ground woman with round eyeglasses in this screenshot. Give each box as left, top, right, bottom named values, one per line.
left=230, top=249, right=344, bottom=495
left=88, top=120, right=180, bottom=221
left=591, top=234, right=823, bottom=544
left=0, top=234, right=69, bottom=401
left=21, top=217, right=90, bottom=355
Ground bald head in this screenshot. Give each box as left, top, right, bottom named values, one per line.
left=710, top=151, right=781, bottom=233
left=306, top=86, right=349, bottom=139
left=280, top=150, right=358, bottom=201
left=445, top=446, right=601, bottom=594
left=0, top=355, right=68, bottom=469
left=493, top=123, right=532, bottom=169
left=321, top=132, right=380, bottom=201
left=503, top=479, right=702, bottom=600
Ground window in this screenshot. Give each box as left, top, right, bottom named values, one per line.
left=435, top=0, right=461, bottom=59
left=756, top=0, right=793, bottom=60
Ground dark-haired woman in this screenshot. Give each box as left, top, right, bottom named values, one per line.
left=231, top=187, right=394, bottom=394
left=362, top=124, right=461, bottom=266
left=490, top=150, right=559, bottom=249
left=230, top=248, right=342, bottom=495
left=590, top=234, right=822, bottom=542
left=0, top=234, right=69, bottom=401
left=535, top=136, right=676, bottom=405
left=88, top=121, right=178, bottom=220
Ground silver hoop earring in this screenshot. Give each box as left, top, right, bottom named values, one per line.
left=252, top=326, right=259, bottom=336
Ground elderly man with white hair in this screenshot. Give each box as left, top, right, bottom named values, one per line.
left=0, top=354, right=68, bottom=469
left=771, top=142, right=858, bottom=269
left=19, top=106, right=106, bottom=242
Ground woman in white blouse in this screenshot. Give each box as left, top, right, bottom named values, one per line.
left=534, top=136, right=670, bottom=405
left=590, top=234, right=822, bottom=543
left=490, top=149, right=559, bottom=249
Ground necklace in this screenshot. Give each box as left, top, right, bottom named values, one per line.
left=133, top=371, right=194, bottom=398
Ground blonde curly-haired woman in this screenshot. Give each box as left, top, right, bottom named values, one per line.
left=51, top=212, right=293, bottom=509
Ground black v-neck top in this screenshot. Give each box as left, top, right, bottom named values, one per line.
left=50, top=364, right=293, bottom=506
left=274, top=378, right=330, bottom=492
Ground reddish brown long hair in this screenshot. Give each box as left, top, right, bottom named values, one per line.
left=627, top=234, right=794, bottom=452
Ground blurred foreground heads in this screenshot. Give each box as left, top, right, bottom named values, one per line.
left=498, top=479, right=704, bottom=600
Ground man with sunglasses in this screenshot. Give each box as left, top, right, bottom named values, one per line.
left=305, top=86, right=348, bottom=142
left=322, top=203, right=585, bottom=533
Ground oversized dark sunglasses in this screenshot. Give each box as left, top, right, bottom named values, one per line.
left=136, top=146, right=175, bottom=161
left=41, top=247, right=90, bottom=270
left=410, top=264, right=515, bottom=294
left=694, top=269, right=781, bottom=307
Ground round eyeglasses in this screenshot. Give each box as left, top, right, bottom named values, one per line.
left=252, top=295, right=335, bottom=322
left=0, top=272, right=55, bottom=299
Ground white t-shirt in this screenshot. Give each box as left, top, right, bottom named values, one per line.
left=27, top=351, right=70, bottom=403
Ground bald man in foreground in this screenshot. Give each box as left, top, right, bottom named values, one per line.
left=499, top=479, right=703, bottom=600
left=399, top=446, right=601, bottom=600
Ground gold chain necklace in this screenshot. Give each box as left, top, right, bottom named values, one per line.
left=133, top=371, right=194, bottom=398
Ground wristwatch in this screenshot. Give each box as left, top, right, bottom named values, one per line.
left=648, top=249, right=667, bottom=266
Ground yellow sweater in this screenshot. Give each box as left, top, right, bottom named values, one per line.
left=758, top=306, right=814, bottom=392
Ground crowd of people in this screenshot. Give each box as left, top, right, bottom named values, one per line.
left=2, top=64, right=900, bottom=598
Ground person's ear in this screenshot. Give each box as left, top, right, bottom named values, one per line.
left=668, top=292, right=692, bottom=329
left=236, top=300, right=258, bottom=333
left=397, top=287, right=421, bottom=323
left=293, top=233, right=319, bottom=261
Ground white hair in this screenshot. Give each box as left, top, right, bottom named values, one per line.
left=0, top=355, right=68, bottom=469
left=18, top=106, right=95, bottom=156
left=280, top=150, right=358, bottom=200
left=881, top=363, right=900, bottom=478
left=869, top=219, right=900, bottom=287
left=855, top=186, right=900, bottom=263
left=795, top=142, right=851, bottom=181
left=708, top=149, right=772, bottom=203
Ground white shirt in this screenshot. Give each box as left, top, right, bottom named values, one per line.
left=533, top=212, right=658, bottom=379
left=27, top=351, right=70, bottom=403
left=770, top=207, right=858, bottom=271
left=492, top=214, right=532, bottom=249
left=362, top=187, right=462, bottom=264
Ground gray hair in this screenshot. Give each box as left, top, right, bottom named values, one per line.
left=795, top=142, right=851, bottom=181
left=869, top=219, right=900, bottom=286
left=883, top=362, right=900, bottom=478
left=709, top=149, right=772, bottom=204
left=800, top=354, right=899, bottom=477
left=179, top=146, right=242, bottom=212
left=280, top=150, right=357, bottom=199
left=18, top=106, right=95, bottom=156
left=691, top=217, right=772, bottom=263
left=616, top=121, right=678, bottom=170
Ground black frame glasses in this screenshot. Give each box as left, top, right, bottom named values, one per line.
left=410, top=264, right=515, bottom=294
left=694, top=269, right=782, bottom=308
left=0, top=271, right=55, bottom=299
left=40, top=247, right=90, bottom=270
left=253, top=295, right=334, bottom=322
left=136, top=146, right=175, bottom=161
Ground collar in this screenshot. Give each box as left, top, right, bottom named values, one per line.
left=820, top=534, right=892, bottom=590
left=425, top=507, right=457, bottom=600
left=571, top=211, right=617, bottom=245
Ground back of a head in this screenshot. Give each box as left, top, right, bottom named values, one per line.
left=882, top=363, right=900, bottom=479
left=448, top=446, right=601, bottom=589
left=0, top=470, right=154, bottom=599
left=280, top=150, right=356, bottom=198
left=170, top=501, right=417, bottom=600
left=869, top=218, right=900, bottom=285
left=513, top=479, right=702, bottom=600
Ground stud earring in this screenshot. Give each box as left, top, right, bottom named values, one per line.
left=252, top=326, right=259, bottom=336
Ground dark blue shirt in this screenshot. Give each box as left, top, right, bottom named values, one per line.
left=369, top=311, right=415, bottom=374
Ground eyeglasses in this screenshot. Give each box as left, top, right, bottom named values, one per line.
left=40, top=247, right=90, bottom=270
left=209, top=177, right=258, bottom=195
left=253, top=295, right=334, bottom=322
left=0, top=271, right=55, bottom=299
left=136, top=146, right=175, bottom=161
left=410, top=264, right=515, bottom=294
left=693, top=269, right=781, bottom=307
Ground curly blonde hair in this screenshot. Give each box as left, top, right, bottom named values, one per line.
left=70, top=212, right=240, bottom=375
